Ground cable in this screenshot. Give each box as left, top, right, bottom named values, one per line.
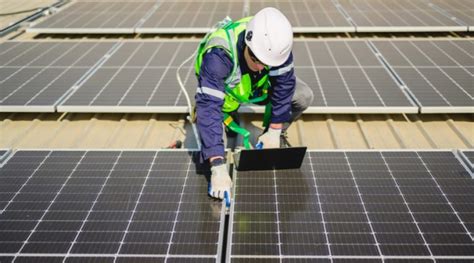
left=0, top=8, right=45, bottom=17
left=176, top=52, right=201, bottom=150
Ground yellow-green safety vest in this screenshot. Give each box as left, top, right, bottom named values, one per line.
left=194, top=17, right=271, bottom=113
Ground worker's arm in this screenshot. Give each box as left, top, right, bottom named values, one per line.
left=196, top=48, right=233, bottom=202
left=268, top=52, right=296, bottom=124
left=195, top=48, right=232, bottom=161
left=257, top=53, right=295, bottom=148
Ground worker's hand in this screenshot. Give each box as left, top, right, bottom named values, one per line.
left=257, top=127, right=282, bottom=149
left=209, top=164, right=232, bottom=201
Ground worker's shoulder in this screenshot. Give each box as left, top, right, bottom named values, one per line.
left=204, top=47, right=232, bottom=62
left=201, top=48, right=233, bottom=77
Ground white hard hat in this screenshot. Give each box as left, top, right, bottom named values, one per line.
left=245, top=7, right=293, bottom=67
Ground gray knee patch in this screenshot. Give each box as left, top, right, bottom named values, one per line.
left=293, top=78, right=314, bottom=111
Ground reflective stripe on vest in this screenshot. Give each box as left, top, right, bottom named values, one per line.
left=196, top=86, right=226, bottom=99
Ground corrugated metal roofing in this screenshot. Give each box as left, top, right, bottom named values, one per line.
left=1, top=112, right=472, bottom=150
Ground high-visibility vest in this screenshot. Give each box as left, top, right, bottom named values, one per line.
left=194, top=17, right=270, bottom=113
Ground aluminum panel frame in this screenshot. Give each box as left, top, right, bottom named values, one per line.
left=56, top=105, right=189, bottom=113
left=136, top=26, right=357, bottom=34
left=356, top=26, right=468, bottom=32
left=0, top=105, right=55, bottom=113
left=420, top=106, right=474, bottom=114
left=27, top=27, right=136, bottom=34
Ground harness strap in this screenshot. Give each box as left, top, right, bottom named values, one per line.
left=263, top=103, right=272, bottom=129
left=223, top=113, right=251, bottom=149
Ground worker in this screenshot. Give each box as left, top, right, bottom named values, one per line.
left=194, top=7, right=314, bottom=200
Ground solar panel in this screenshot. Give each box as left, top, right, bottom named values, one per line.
left=247, top=0, right=354, bottom=33
left=57, top=41, right=198, bottom=113
left=57, top=39, right=417, bottom=114
left=28, top=1, right=158, bottom=34
left=372, top=39, right=474, bottom=113
left=338, top=0, right=467, bottom=32
left=0, top=41, right=116, bottom=112
left=0, top=150, right=224, bottom=262
left=228, top=150, right=474, bottom=262
left=428, top=0, right=474, bottom=31
left=136, top=1, right=246, bottom=34
left=294, top=40, right=417, bottom=113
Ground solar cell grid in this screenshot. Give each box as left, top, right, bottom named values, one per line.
left=0, top=150, right=224, bottom=262
left=0, top=42, right=116, bottom=112
left=372, top=40, right=474, bottom=113
left=248, top=0, right=354, bottom=33
left=428, top=0, right=474, bottom=30
left=136, top=1, right=246, bottom=34
left=58, top=41, right=198, bottom=113
left=1, top=39, right=469, bottom=114
left=27, top=0, right=472, bottom=34
left=228, top=150, right=474, bottom=262
left=57, top=39, right=417, bottom=113
left=294, top=40, right=416, bottom=113
left=29, top=1, right=158, bottom=34
left=337, top=0, right=467, bottom=32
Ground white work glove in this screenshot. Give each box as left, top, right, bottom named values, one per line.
left=257, top=127, right=282, bottom=149
left=209, top=164, right=232, bottom=201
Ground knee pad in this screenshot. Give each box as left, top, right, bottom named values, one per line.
left=294, top=86, right=313, bottom=111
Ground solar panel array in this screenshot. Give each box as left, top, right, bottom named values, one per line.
left=0, top=150, right=224, bottom=262
left=58, top=39, right=418, bottom=114
left=1, top=149, right=472, bottom=262
left=136, top=1, right=246, bottom=34
left=228, top=150, right=474, bottom=262
left=28, top=1, right=158, bottom=34
left=372, top=40, right=474, bottom=113
left=0, top=41, right=115, bottom=112
left=3, top=39, right=472, bottom=114
left=28, top=0, right=473, bottom=33
left=338, top=0, right=467, bottom=32
left=3, top=1, right=473, bottom=262
left=248, top=0, right=354, bottom=33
